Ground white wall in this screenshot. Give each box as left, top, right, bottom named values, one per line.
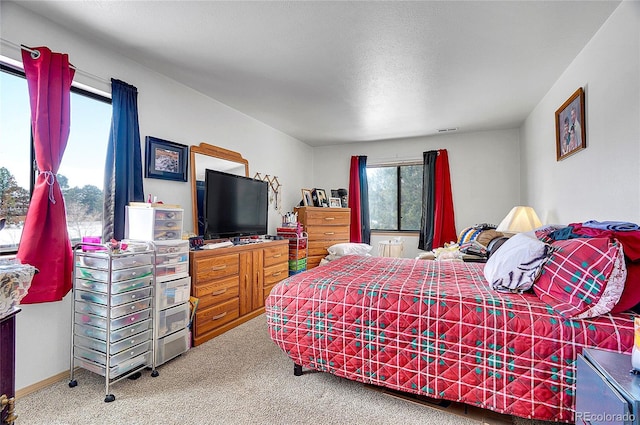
left=1, top=1, right=312, bottom=391
left=312, top=129, right=522, bottom=256
left=521, top=1, right=640, bottom=224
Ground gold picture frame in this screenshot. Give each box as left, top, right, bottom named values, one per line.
left=555, top=87, right=586, bottom=161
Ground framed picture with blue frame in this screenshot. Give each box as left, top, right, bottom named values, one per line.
left=145, top=136, right=189, bottom=181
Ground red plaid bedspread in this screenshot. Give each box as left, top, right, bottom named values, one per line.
left=265, top=255, right=634, bottom=423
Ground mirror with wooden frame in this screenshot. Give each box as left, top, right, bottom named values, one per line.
left=190, top=142, right=249, bottom=236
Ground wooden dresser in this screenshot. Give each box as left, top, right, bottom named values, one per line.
left=189, top=239, right=288, bottom=346
left=294, top=207, right=351, bottom=269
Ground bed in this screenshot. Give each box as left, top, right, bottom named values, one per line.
left=265, top=251, right=635, bottom=423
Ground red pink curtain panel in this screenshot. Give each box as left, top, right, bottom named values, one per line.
left=17, top=46, right=75, bottom=303
left=348, top=156, right=362, bottom=242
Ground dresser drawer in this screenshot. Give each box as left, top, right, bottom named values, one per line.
left=306, top=256, right=324, bottom=269
left=305, top=225, right=350, bottom=240
left=308, top=239, right=349, bottom=256
left=264, top=262, right=289, bottom=286
left=304, top=209, right=350, bottom=226
left=263, top=244, right=288, bottom=267
left=193, top=276, right=239, bottom=309
left=195, top=299, right=240, bottom=335
left=194, top=254, right=239, bottom=281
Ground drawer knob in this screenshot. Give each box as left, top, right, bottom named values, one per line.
left=211, top=312, right=227, bottom=321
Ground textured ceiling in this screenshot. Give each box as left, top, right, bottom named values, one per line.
left=13, top=1, right=620, bottom=146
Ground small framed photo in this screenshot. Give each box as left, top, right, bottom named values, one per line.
left=301, top=188, right=313, bottom=206
left=555, top=87, right=586, bottom=161
left=329, top=197, right=342, bottom=208
left=312, top=188, right=328, bottom=207
left=145, top=136, right=188, bottom=181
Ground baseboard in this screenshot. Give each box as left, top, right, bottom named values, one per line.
left=16, top=369, right=73, bottom=399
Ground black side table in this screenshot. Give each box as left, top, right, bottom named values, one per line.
left=576, top=348, right=640, bottom=425
left=1, top=307, right=20, bottom=425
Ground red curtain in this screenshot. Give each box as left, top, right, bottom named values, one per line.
left=348, top=156, right=362, bottom=242
left=17, top=47, right=75, bottom=304
left=432, top=149, right=457, bottom=248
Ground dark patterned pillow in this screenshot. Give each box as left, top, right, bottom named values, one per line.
left=533, top=237, right=626, bottom=318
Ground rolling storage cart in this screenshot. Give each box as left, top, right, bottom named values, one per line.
left=69, top=241, right=158, bottom=402
left=126, top=204, right=191, bottom=366
left=277, top=225, right=309, bottom=276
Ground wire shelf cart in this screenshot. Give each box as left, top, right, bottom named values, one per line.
left=69, top=241, right=158, bottom=402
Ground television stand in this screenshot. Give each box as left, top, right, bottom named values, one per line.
left=189, top=239, right=289, bottom=346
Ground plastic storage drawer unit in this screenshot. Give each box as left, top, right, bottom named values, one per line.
left=156, top=328, right=190, bottom=365
left=156, top=303, right=190, bottom=338
left=156, top=276, right=191, bottom=310
left=74, top=319, right=152, bottom=342
left=75, top=275, right=153, bottom=294
left=77, top=253, right=152, bottom=270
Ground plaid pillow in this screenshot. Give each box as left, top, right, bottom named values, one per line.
left=533, top=237, right=627, bottom=318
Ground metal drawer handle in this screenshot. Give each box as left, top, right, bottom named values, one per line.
left=324, top=217, right=335, bottom=221
left=211, top=265, right=226, bottom=271
left=211, top=288, right=227, bottom=296
left=211, top=312, right=227, bottom=321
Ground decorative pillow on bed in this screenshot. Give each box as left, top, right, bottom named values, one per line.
left=327, top=243, right=373, bottom=257
left=533, top=237, right=627, bottom=319
left=483, top=232, right=551, bottom=293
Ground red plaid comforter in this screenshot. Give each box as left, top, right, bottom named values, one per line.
left=265, top=256, right=634, bottom=422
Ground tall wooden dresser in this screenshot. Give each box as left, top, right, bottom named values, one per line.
left=189, top=239, right=289, bottom=346
left=294, top=207, right=351, bottom=269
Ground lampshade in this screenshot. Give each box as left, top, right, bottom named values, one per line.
left=496, top=206, right=542, bottom=233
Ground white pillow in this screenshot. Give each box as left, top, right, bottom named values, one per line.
left=483, top=232, right=550, bottom=293
left=327, top=243, right=373, bottom=257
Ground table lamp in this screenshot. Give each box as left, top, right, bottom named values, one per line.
left=496, top=206, right=542, bottom=234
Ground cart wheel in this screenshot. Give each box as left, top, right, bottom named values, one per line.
left=151, top=370, right=159, bottom=378
left=68, top=380, right=78, bottom=388
left=127, top=371, right=142, bottom=380
left=104, top=394, right=115, bottom=403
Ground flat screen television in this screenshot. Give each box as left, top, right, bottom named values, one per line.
left=203, top=169, right=268, bottom=239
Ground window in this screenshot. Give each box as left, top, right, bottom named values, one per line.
left=367, top=164, right=423, bottom=231
left=0, top=64, right=111, bottom=253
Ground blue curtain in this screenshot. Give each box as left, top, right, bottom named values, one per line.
left=102, top=79, right=144, bottom=241
left=358, top=156, right=371, bottom=244
left=418, top=150, right=438, bottom=251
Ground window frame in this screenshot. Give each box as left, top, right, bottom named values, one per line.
left=367, top=162, right=423, bottom=234
left=0, top=62, right=112, bottom=255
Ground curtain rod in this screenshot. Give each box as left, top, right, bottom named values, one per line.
left=1, top=38, right=110, bottom=86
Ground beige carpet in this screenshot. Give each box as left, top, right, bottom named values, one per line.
left=16, top=315, right=557, bottom=425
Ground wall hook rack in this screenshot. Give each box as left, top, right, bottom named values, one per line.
left=254, top=173, right=282, bottom=210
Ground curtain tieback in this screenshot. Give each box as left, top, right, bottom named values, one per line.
left=42, top=171, right=57, bottom=204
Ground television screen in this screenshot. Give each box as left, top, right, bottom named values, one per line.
left=203, top=169, right=268, bottom=239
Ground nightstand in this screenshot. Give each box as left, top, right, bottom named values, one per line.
left=576, top=348, right=640, bottom=424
